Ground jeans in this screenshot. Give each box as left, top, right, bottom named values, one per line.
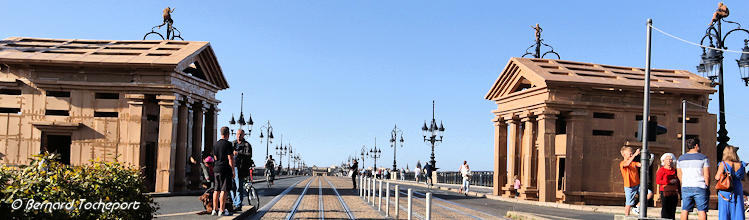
left=231, top=167, right=248, bottom=207
left=462, top=179, right=470, bottom=193
left=681, top=187, right=709, bottom=212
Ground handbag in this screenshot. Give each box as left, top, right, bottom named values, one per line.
left=662, top=178, right=680, bottom=197
left=348, top=170, right=354, bottom=177
left=716, top=162, right=733, bottom=191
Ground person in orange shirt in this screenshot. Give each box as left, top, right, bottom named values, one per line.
left=620, top=146, right=653, bottom=216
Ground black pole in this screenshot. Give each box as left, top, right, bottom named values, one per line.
left=716, top=19, right=730, bottom=162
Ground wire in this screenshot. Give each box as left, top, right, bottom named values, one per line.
left=649, top=24, right=749, bottom=54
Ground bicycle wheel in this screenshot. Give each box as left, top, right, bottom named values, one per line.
left=266, top=174, right=271, bottom=188
left=249, top=186, right=260, bottom=208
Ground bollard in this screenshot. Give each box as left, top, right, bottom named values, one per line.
left=426, top=192, right=432, bottom=220
left=365, top=177, right=369, bottom=200
left=378, top=180, right=383, bottom=211
left=385, top=182, right=390, bottom=217
left=395, top=185, right=399, bottom=218
left=371, top=178, right=376, bottom=204
left=407, top=188, right=413, bottom=220
left=359, top=176, right=362, bottom=197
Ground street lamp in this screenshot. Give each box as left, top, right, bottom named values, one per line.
left=287, top=144, right=293, bottom=174
left=421, top=100, right=444, bottom=169
left=360, top=145, right=367, bottom=170
left=259, top=121, right=274, bottom=160
left=696, top=3, right=749, bottom=160
left=389, top=125, right=405, bottom=171
left=228, top=93, right=254, bottom=137
left=275, top=141, right=288, bottom=174
left=366, top=137, right=382, bottom=170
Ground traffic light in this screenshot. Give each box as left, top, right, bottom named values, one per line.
left=636, top=116, right=668, bottom=142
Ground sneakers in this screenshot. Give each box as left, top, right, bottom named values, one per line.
left=632, top=206, right=640, bottom=215
left=211, top=210, right=218, bottom=216
left=222, top=209, right=231, bottom=216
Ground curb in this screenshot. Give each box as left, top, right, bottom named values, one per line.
left=505, top=211, right=551, bottom=220
left=148, top=175, right=298, bottom=197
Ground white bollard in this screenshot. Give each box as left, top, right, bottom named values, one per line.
left=378, top=180, right=382, bottom=211
left=407, top=188, right=413, bottom=220
left=426, top=192, right=432, bottom=220
left=395, top=185, right=399, bottom=218
left=385, top=182, right=390, bottom=217
left=365, top=177, right=369, bottom=200
left=359, top=176, right=362, bottom=196
left=371, top=178, right=376, bottom=204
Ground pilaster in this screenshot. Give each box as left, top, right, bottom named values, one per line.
left=155, top=94, right=179, bottom=193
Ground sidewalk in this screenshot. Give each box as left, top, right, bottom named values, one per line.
left=385, top=179, right=733, bottom=219
left=149, top=175, right=297, bottom=197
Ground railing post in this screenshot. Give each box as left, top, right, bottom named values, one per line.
left=426, top=192, right=432, bottom=220
left=395, top=185, right=400, bottom=218
left=378, top=180, right=382, bottom=211
left=371, top=178, right=376, bottom=204
left=359, top=176, right=363, bottom=196
left=407, top=188, right=413, bottom=220
left=366, top=177, right=370, bottom=201
left=386, top=182, right=390, bottom=217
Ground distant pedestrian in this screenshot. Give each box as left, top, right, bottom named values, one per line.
left=350, top=159, right=359, bottom=189
left=459, top=161, right=471, bottom=195
left=400, top=168, right=405, bottom=181
left=513, top=175, right=521, bottom=197
left=414, top=165, right=422, bottom=183
left=657, top=153, right=679, bottom=219
left=677, top=138, right=709, bottom=220
left=716, top=145, right=745, bottom=220
left=423, top=162, right=433, bottom=186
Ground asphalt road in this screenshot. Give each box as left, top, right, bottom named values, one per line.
left=397, top=182, right=614, bottom=220
left=154, top=176, right=308, bottom=219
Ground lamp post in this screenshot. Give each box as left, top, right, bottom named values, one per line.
left=275, top=141, right=288, bottom=175
left=259, top=121, right=274, bottom=160
left=367, top=138, right=382, bottom=171
left=360, top=145, right=367, bottom=170
left=696, top=2, right=749, bottom=161
left=389, top=125, right=405, bottom=171
left=228, top=93, right=254, bottom=137
left=421, top=100, right=445, bottom=169
left=287, top=144, right=293, bottom=174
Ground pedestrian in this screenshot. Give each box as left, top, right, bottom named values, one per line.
left=232, top=129, right=252, bottom=211
left=400, top=168, right=405, bottom=181
left=200, top=151, right=215, bottom=189
left=619, top=146, right=654, bottom=216
left=677, top=138, right=709, bottom=220
left=459, top=161, right=471, bottom=195
left=414, top=165, right=421, bottom=183
left=716, top=145, right=745, bottom=220
left=212, top=126, right=235, bottom=216
left=423, top=162, right=433, bottom=186
left=513, top=175, right=521, bottom=197
left=657, top=153, right=679, bottom=219
left=351, top=159, right=358, bottom=189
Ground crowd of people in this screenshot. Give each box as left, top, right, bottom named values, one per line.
left=620, top=138, right=746, bottom=220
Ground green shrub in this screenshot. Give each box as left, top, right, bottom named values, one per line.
left=0, top=153, right=158, bottom=219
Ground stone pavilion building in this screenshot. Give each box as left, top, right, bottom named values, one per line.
left=0, top=37, right=229, bottom=192
left=485, top=57, right=717, bottom=205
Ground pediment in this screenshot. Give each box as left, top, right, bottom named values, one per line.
left=485, top=58, right=547, bottom=101
left=176, top=44, right=229, bottom=90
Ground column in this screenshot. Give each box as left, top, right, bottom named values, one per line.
left=174, top=98, right=190, bottom=191
left=156, top=94, right=179, bottom=192
left=502, top=118, right=518, bottom=197
left=203, top=105, right=218, bottom=153
left=189, top=102, right=205, bottom=188
left=564, top=111, right=587, bottom=204
left=493, top=117, right=508, bottom=196
left=519, top=115, right=538, bottom=199
left=125, top=94, right=145, bottom=167
left=536, top=112, right=557, bottom=202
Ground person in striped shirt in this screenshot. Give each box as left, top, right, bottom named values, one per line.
left=677, top=138, right=710, bottom=220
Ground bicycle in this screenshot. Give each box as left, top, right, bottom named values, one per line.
left=264, top=169, right=274, bottom=188
left=243, top=169, right=260, bottom=208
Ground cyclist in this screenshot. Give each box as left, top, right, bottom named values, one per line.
left=265, top=155, right=276, bottom=185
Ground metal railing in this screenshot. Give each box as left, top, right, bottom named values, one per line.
left=435, top=171, right=493, bottom=187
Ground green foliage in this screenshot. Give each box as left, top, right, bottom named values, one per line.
left=0, top=153, right=158, bottom=219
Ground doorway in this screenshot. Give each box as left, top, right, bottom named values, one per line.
left=41, top=133, right=71, bottom=165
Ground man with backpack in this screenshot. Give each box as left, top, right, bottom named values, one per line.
left=232, top=129, right=253, bottom=211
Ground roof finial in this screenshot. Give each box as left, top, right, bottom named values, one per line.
left=522, top=23, right=560, bottom=59
left=143, top=7, right=184, bottom=40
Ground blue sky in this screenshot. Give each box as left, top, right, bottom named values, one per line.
left=3, top=1, right=749, bottom=171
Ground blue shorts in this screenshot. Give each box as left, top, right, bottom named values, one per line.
left=681, top=187, right=709, bottom=212
left=624, top=185, right=652, bottom=206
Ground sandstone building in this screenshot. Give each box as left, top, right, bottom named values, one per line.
left=485, top=57, right=716, bottom=205
left=0, top=37, right=228, bottom=192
